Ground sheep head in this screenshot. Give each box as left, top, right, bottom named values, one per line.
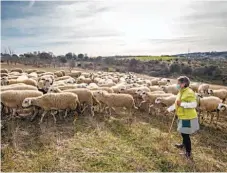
left=22, top=98, right=34, bottom=108
left=155, top=97, right=162, bottom=104
left=207, top=89, right=214, bottom=95
left=218, top=103, right=227, bottom=112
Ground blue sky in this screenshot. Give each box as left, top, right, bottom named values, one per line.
left=1, top=0, right=227, bottom=56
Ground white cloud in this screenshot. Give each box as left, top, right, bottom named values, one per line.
left=1, top=0, right=227, bottom=56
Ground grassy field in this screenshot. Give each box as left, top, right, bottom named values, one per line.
left=1, top=63, right=227, bottom=171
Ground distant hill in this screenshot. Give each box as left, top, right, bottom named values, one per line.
left=173, top=51, right=227, bottom=59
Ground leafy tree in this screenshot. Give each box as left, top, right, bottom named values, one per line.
left=78, top=53, right=84, bottom=60
left=59, top=56, right=67, bottom=64
left=84, top=55, right=89, bottom=61
left=169, top=63, right=181, bottom=73
left=39, top=52, right=52, bottom=60
left=65, top=52, right=73, bottom=59
left=181, top=65, right=192, bottom=75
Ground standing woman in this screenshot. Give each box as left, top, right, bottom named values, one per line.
left=167, top=76, right=199, bottom=159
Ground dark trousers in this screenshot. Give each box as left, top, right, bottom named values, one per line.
left=181, top=133, right=191, bottom=154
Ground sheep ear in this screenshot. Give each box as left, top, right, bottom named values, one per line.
left=28, top=99, right=32, bottom=105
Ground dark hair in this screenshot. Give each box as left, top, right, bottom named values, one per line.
left=177, top=76, right=190, bottom=87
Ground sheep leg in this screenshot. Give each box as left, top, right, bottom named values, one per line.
left=109, top=107, right=112, bottom=116
left=39, top=110, right=48, bottom=124
left=216, top=111, right=220, bottom=125
left=30, top=108, right=39, bottom=122
left=64, top=109, right=68, bottom=118
left=50, top=112, right=57, bottom=124
left=148, top=104, right=154, bottom=114
left=81, top=105, right=88, bottom=114
left=90, top=106, right=95, bottom=117
left=139, top=101, right=146, bottom=108
left=209, top=112, right=214, bottom=124
left=128, top=108, right=132, bottom=117
left=12, top=108, right=17, bottom=119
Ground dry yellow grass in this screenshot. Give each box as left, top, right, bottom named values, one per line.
left=1, top=63, right=227, bottom=172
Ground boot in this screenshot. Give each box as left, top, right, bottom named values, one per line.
left=174, top=143, right=184, bottom=149
left=179, top=151, right=192, bottom=160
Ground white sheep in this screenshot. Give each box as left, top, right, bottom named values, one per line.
left=139, top=92, right=174, bottom=113
left=208, top=89, right=227, bottom=103
left=197, top=95, right=227, bottom=124
left=7, top=78, right=37, bottom=86
left=1, top=90, right=43, bottom=118
left=93, top=90, right=138, bottom=116
left=22, top=92, right=80, bottom=123
left=77, top=76, right=92, bottom=84
left=48, top=87, right=99, bottom=117
left=1, top=69, right=9, bottom=74
left=25, top=69, right=37, bottom=74
left=162, top=84, right=179, bottom=95
left=151, top=78, right=160, bottom=86
left=155, top=95, right=177, bottom=107
left=10, top=68, right=23, bottom=73
left=1, top=83, right=38, bottom=92
left=189, top=82, right=201, bottom=92
left=55, top=76, right=72, bottom=81
left=198, top=84, right=210, bottom=95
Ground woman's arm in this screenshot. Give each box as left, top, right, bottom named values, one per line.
left=180, top=101, right=197, bottom=108
left=167, top=104, right=175, bottom=112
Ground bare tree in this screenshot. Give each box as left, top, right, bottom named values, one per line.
left=68, top=59, right=76, bottom=72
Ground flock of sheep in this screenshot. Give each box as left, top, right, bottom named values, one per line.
left=1, top=67, right=227, bottom=126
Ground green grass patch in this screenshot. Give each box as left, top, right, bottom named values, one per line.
left=129, top=56, right=177, bottom=61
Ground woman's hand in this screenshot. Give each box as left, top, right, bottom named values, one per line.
left=176, top=100, right=181, bottom=106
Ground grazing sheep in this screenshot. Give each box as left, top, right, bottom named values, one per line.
left=162, top=84, right=179, bottom=95
left=48, top=87, right=99, bottom=117
left=190, top=82, right=200, bottom=92
left=36, top=70, right=46, bottom=74
left=111, top=84, right=127, bottom=93
left=10, top=68, right=23, bottom=73
left=158, top=78, right=171, bottom=86
left=25, top=69, right=37, bottom=74
left=155, top=95, right=177, bottom=107
left=198, top=84, right=210, bottom=95
left=69, top=71, right=81, bottom=78
left=1, top=69, right=8, bottom=74
left=139, top=92, right=173, bottom=113
left=151, top=78, right=160, bottom=86
left=1, top=76, right=8, bottom=86
left=1, top=83, right=38, bottom=91
left=60, top=70, right=66, bottom=76
left=120, top=87, right=150, bottom=97
left=197, top=95, right=227, bottom=124
left=58, top=85, right=78, bottom=91
left=7, top=78, right=37, bottom=86
left=28, top=72, right=38, bottom=79
left=90, top=87, right=114, bottom=93
left=9, top=71, right=21, bottom=76
left=37, top=75, right=54, bottom=93
left=82, top=72, right=91, bottom=78
left=208, top=89, right=227, bottom=103
left=93, top=90, right=138, bottom=116
left=1, top=90, right=43, bottom=117
left=22, top=92, right=80, bottom=123
left=39, top=72, right=54, bottom=77
left=87, top=83, right=99, bottom=89
left=55, top=76, right=72, bottom=81
left=77, top=76, right=92, bottom=84
left=1, top=73, right=8, bottom=77
left=149, top=86, right=163, bottom=92
left=54, top=71, right=64, bottom=77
